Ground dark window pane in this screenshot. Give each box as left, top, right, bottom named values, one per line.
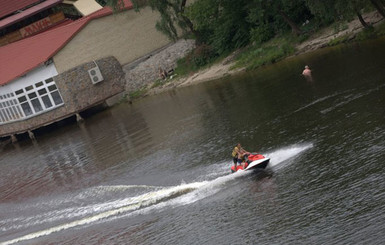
left=3, top=110, right=10, bottom=121
left=21, top=103, right=33, bottom=116
left=26, top=85, right=33, bottom=91
left=16, top=106, right=24, bottom=117
left=5, top=108, right=13, bottom=120
left=8, top=107, right=16, bottom=119
left=28, top=92, right=37, bottom=99
left=35, top=81, right=44, bottom=87
left=15, top=89, right=23, bottom=95
left=42, top=95, right=53, bottom=108
left=31, top=99, right=43, bottom=113
left=45, top=78, right=54, bottom=84
left=51, top=91, right=63, bottom=105
left=0, top=110, right=7, bottom=121
left=11, top=107, right=20, bottom=119
left=38, top=88, right=47, bottom=95
left=48, top=84, right=57, bottom=92
left=18, top=96, right=27, bottom=103
left=0, top=95, right=3, bottom=99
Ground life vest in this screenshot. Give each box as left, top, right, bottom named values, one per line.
left=232, top=146, right=239, bottom=157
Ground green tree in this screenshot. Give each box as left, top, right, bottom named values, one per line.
left=250, top=0, right=309, bottom=35
left=186, top=0, right=252, bottom=53
left=305, top=0, right=375, bottom=28
left=187, top=0, right=311, bottom=52
left=305, top=0, right=337, bottom=25
left=369, top=0, right=385, bottom=18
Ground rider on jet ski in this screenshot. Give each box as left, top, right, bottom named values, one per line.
left=232, top=143, right=250, bottom=170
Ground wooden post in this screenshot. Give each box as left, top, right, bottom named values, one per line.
left=11, top=134, right=18, bottom=143
left=76, top=113, right=84, bottom=122
left=28, top=130, right=36, bottom=140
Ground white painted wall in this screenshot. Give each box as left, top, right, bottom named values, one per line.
left=2, top=63, right=58, bottom=93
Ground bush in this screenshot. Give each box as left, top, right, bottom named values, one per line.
left=190, top=44, right=217, bottom=67
left=332, top=22, right=348, bottom=34
left=174, top=44, right=218, bottom=76
left=328, top=35, right=350, bottom=46
left=129, top=87, right=147, bottom=99
left=375, top=22, right=385, bottom=36
left=235, top=41, right=295, bottom=70
left=250, top=25, right=275, bottom=45
left=356, top=26, right=376, bottom=41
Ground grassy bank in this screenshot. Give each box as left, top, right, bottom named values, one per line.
left=128, top=16, right=385, bottom=100
left=175, top=18, right=385, bottom=76
left=233, top=38, right=296, bottom=70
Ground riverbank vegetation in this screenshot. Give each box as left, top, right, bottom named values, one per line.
left=107, top=0, right=385, bottom=99
left=112, top=0, right=385, bottom=73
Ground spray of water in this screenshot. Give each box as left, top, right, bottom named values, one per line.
left=266, top=143, right=313, bottom=168
left=1, top=143, right=312, bottom=245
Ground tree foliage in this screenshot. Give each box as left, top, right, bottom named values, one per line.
left=109, top=0, right=384, bottom=56
left=186, top=0, right=252, bottom=53
left=186, top=0, right=311, bottom=52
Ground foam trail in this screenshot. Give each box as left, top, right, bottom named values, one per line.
left=293, top=92, right=344, bottom=113
left=0, top=182, right=206, bottom=245
left=115, top=171, right=250, bottom=220
left=120, top=144, right=312, bottom=220
left=1, top=144, right=313, bottom=244
left=266, top=143, right=313, bottom=168
left=321, top=84, right=385, bottom=114
left=1, top=185, right=163, bottom=233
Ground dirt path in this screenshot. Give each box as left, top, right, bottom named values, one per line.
left=295, top=11, right=384, bottom=55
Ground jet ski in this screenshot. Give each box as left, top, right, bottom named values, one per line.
left=231, top=153, right=270, bottom=173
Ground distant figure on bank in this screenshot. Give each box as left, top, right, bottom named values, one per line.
left=302, top=65, right=312, bottom=76
left=158, top=67, right=168, bottom=80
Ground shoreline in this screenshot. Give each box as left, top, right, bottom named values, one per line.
left=139, top=11, right=384, bottom=98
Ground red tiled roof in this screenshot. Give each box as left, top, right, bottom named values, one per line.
left=0, top=0, right=133, bottom=86
left=0, top=0, right=63, bottom=30
left=0, top=0, right=42, bottom=19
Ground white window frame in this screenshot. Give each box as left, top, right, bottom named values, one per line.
left=0, top=64, right=64, bottom=125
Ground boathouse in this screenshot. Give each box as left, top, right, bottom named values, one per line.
left=0, top=0, right=174, bottom=141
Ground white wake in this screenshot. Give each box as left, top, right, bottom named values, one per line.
left=1, top=143, right=313, bottom=245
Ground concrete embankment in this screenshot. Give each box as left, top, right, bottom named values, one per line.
left=123, top=39, right=195, bottom=92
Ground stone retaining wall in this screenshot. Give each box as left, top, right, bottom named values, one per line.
left=124, top=39, right=195, bottom=92
left=0, top=56, right=125, bottom=137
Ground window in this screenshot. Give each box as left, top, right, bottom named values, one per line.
left=0, top=78, right=64, bottom=125
left=0, top=94, right=19, bottom=123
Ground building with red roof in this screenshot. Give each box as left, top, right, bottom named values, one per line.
left=0, top=0, right=174, bottom=140
left=0, top=0, right=43, bottom=19
left=0, top=3, right=115, bottom=86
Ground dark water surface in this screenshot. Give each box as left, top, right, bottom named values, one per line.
left=1, top=38, right=385, bottom=245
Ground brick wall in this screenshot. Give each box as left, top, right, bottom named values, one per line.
left=0, top=56, right=125, bottom=137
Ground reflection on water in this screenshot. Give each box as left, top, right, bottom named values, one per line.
left=1, top=38, right=385, bottom=245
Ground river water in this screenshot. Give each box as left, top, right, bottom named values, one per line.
left=1, top=38, right=385, bottom=245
